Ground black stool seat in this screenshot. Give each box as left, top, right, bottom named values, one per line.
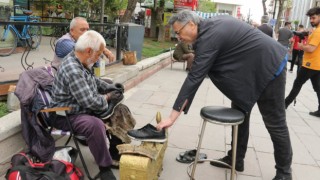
left=200, top=106, right=244, bottom=125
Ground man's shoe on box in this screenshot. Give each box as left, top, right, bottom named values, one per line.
left=127, top=124, right=166, bottom=143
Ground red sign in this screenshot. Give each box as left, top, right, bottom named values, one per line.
left=237, top=7, right=241, bottom=19
left=174, top=0, right=198, bottom=11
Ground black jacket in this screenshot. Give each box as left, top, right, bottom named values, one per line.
left=173, top=16, right=287, bottom=113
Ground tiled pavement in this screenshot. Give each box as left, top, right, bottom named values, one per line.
left=68, top=62, right=320, bottom=180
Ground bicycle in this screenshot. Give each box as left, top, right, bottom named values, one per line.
left=0, top=5, right=42, bottom=56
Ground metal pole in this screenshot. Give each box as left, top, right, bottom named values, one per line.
left=273, top=0, right=277, bottom=19
left=116, top=24, right=122, bottom=61
left=100, top=0, right=105, bottom=32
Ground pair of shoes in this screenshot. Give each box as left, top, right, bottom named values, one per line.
left=127, top=124, right=166, bottom=143
left=272, top=175, right=292, bottom=180
left=99, top=168, right=116, bottom=180
left=176, top=149, right=207, bottom=163
left=209, top=156, right=244, bottom=172
left=309, top=110, right=320, bottom=117
left=100, top=90, right=124, bottom=120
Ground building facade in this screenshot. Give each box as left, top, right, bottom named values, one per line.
left=290, top=0, right=320, bottom=29
left=212, top=0, right=243, bottom=18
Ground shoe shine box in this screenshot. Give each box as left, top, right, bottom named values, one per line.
left=93, top=59, right=106, bottom=77
left=119, top=142, right=167, bottom=180
left=119, top=113, right=167, bottom=180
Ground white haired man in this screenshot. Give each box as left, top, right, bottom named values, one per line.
left=51, top=30, right=123, bottom=180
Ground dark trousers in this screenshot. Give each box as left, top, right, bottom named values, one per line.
left=289, top=49, right=304, bottom=73
left=228, top=69, right=292, bottom=176
left=54, top=114, right=112, bottom=167
left=285, top=66, right=320, bottom=110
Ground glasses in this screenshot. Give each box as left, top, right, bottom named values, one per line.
left=175, top=21, right=189, bottom=35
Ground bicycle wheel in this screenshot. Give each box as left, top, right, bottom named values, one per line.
left=0, top=25, right=18, bottom=56
left=27, top=25, right=42, bottom=49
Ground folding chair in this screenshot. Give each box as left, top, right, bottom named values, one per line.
left=37, top=88, right=100, bottom=180
left=170, top=45, right=186, bottom=70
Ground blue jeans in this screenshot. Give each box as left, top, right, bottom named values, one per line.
left=229, top=69, right=292, bottom=176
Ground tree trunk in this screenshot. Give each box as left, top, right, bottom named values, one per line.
left=150, top=10, right=157, bottom=38
left=275, top=0, right=285, bottom=32
left=157, top=0, right=165, bottom=42
left=262, top=0, right=267, bottom=15
left=120, top=0, right=139, bottom=23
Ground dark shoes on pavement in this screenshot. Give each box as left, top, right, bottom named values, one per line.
left=99, top=167, right=116, bottom=180
left=272, top=174, right=292, bottom=180
left=176, top=149, right=207, bottom=163
left=127, top=123, right=166, bottom=142
left=309, top=110, right=320, bottom=117
left=100, top=90, right=124, bottom=120
left=209, top=155, right=244, bottom=172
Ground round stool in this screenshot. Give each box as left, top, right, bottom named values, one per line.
left=188, top=106, right=245, bottom=180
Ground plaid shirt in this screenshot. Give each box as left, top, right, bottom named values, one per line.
left=51, top=51, right=111, bottom=115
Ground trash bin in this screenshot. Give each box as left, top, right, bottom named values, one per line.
left=121, top=23, right=145, bottom=60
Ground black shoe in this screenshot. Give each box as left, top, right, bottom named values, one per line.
left=272, top=175, right=292, bottom=180
left=309, top=110, right=320, bottom=117
left=127, top=124, right=166, bottom=142
left=115, top=83, right=124, bottom=93
left=99, top=168, right=116, bottom=180
left=209, top=156, right=244, bottom=172
left=100, top=90, right=124, bottom=120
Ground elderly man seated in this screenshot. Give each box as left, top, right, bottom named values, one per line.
left=50, top=30, right=123, bottom=180
left=173, top=41, right=195, bottom=71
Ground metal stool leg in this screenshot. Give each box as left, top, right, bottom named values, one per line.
left=190, top=120, right=207, bottom=180
left=231, top=125, right=239, bottom=180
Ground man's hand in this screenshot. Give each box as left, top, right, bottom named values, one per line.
left=156, top=118, right=175, bottom=130
left=103, top=48, right=115, bottom=62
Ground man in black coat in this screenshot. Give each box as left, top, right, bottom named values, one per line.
left=258, top=15, right=274, bottom=37
left=157, top=10, right=292, bottom=180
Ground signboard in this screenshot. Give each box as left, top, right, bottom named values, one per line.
left=270, top=18, right=276, bottom=26
left=174, top=0, right=198, bottom=11
left=163, top=12, right=172, bottom=25
left=237, top=7, right=241, bottom=19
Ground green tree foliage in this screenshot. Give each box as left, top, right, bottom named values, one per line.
left=105, top=0, right=128, bottom=21
left=48, top=0, right=127, bottom=21
left=197, top=0, right=216, bottom=13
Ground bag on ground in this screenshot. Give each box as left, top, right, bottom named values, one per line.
left=6, top=148, right=84, bottom=180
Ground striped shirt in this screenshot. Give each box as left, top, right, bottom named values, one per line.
left=51, top=51, right=110, bottom=115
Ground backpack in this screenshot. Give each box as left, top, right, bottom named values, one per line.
left=6, top=148, right=84, bottom=180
